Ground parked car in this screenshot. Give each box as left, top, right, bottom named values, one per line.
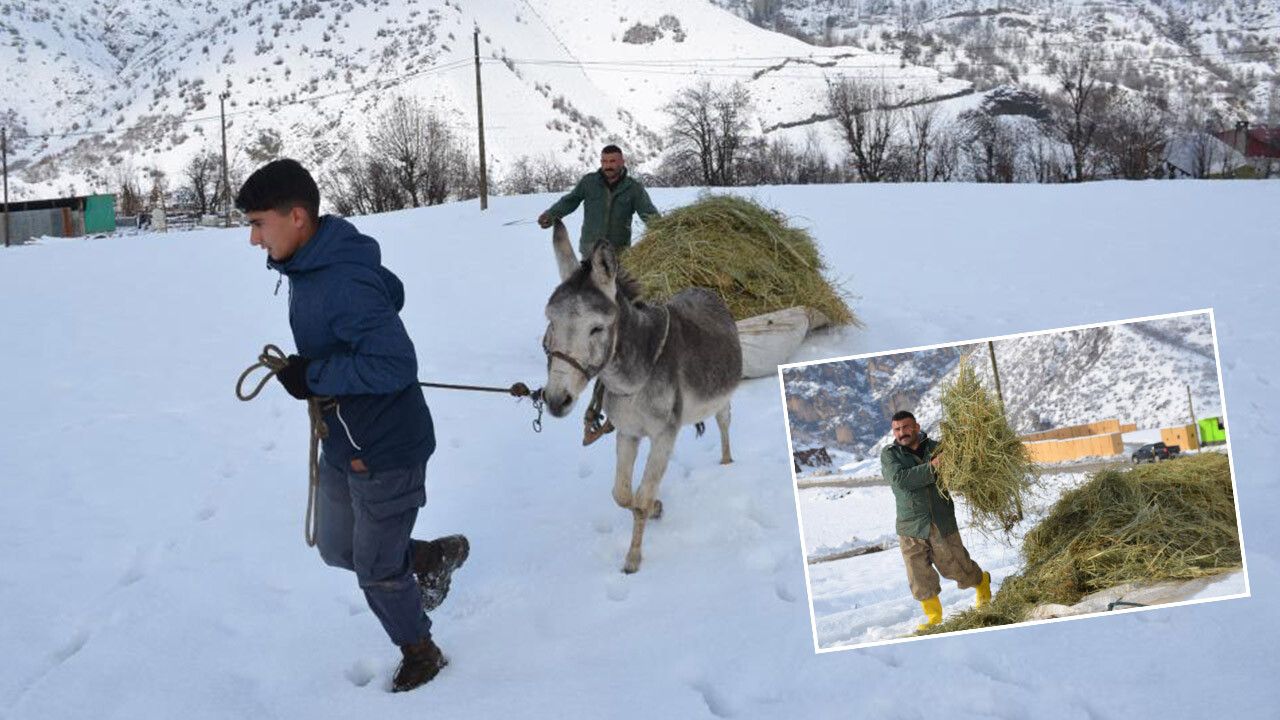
left=1132, top=442, right=1181, bottom=463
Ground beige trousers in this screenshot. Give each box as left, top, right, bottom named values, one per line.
left=899, top=523, right=984, bottom=601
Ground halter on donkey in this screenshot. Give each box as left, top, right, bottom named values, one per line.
left=541, top=221, right=742, bottom=573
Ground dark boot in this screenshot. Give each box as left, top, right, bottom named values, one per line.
left=391, top=636, right=447, bottom=693
left=412, top=534, right=470, bottom=612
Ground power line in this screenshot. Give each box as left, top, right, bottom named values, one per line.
left=22, top=57, right=478, bottom=140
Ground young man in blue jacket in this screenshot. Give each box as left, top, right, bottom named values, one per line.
left=237, top=159, right=468, bottom=692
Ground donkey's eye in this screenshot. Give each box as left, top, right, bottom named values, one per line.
left=590, top=326, right=604, bottom=336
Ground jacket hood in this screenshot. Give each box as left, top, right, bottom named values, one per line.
left=268, top=215, right=405, bottom=310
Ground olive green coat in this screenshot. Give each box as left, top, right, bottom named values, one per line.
left=880, top=433, right=960, bottom=540
left=545, top=170, right=660, bottom=256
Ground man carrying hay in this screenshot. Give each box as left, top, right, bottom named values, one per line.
left=881, top=411, right=991, bottom=631
left=538, top=144, right=661, bottom=444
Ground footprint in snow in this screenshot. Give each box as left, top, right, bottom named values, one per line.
left=52, top=627, right=92, bottom=666
left=604, top=575, right=629, bottom=602
left=344, top=659, right=377, bottom=688
left=577, top=462, right=593, bottom=479
left=689, top=679, right=735, bottom=718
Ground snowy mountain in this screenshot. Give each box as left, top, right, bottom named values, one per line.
left=3, top=0, right=1276, bottom=201
left=783, top=313, right=1223, bottom=456
left=713, top=0, right=1280, bottom=116
left=0, top=0, right=959, bottom=200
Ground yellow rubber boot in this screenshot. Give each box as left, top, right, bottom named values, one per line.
left=916, top=596, right=943, bottom=632
left=976, top=571, right=992, bottom=609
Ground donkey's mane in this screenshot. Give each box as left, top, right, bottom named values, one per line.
left=570, top=258, right=645, bottom=303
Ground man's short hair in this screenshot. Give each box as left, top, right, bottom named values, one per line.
left=601, top=144, right=623, bottom=156
left=235, top=158, right=320, bottom=223
left=891, top=410, right=916, bottom=423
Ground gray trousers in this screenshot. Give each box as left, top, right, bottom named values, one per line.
left=316, top=455, right=431, bottom=646
left=899, top=523, right=984, bottom=602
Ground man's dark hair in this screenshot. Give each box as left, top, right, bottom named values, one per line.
left=601, top=144, right=623, bottom=156
left=235, top=158, right=320, bottom=223
left=891, top=410, right=916, bottom=423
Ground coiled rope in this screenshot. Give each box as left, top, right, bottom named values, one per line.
left=236, top=345, right=545, bottom=546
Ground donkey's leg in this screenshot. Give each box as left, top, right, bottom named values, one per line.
left=624, top=430, right=677, bottom=574
left=613, top=433, right=640, bottom=509
left=716, top=403, right=733, bottom=465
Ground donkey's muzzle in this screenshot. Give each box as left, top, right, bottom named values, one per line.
left=546, top=391, right=577, bottom=418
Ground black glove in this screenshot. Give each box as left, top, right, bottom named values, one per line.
left=275, top=355, right=312, bottom=400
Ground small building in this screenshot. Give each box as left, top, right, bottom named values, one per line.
left=1160, top=424, right=1200, bottom=452
left=1198, top=416, right=1227, bottom=445
left=1, top=194, right=116, bottom=246
left=1215, top=125, right=1280, bottom=160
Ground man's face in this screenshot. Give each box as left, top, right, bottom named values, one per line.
left=892, top=417, right=921, bottom=449
left=247, top=207, right=312, bottom=262
left=600, top=151, right=625, bottom=181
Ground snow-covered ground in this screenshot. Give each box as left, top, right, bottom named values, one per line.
left=1, top=180, right=1273, bottom=718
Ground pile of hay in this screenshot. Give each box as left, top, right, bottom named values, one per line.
left=621, top=194, right=856, bottom=325
left=934, top=353, right=1035, bottom=534
left=921, top=452, right=1240, bottom=634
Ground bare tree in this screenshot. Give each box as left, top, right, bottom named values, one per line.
left=1097, top=93, right=1169, bottom=179
left=906, top=102, right=939, bottom=182
left=1049, top=49, right=1113, bottom=182
left=116, top=166, right=144, bottom=217
left=370, top=96, right=432, bottom=206
left=184, top=151, right=220, bottom=216
left=960, top=111, right=1018, bottom=183
left=826, top=76, right=901, bottom=182
left=663, top=80, right=753, bottom=186
left=322, top=149, right=406, bottom=216
left=929, top=120, right=961, bottom=182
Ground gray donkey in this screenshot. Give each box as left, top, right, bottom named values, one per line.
left=541, top=221, right=742, bottom=573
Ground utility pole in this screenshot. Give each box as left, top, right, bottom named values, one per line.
left=988, top=340, right=1005, bottom=413
left=1187, top=385, right=1197, bottom=442
left=219, top=91, right=232, bottom=228
left=2, top=127, right=9, bottom=248
left=473, top=29, right=489, bottom=210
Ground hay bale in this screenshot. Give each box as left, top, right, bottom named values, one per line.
left=620, top=194, right=856, bottom=326
left=921, top=452, right=1240, bottom=634
left=934, top=353, right=1035, bottom=534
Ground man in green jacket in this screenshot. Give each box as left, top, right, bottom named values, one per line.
left=538, top=144, right=660, bottom=444
left=537, top=144, right=660, bottom=257
left=880, top=410, right=991, bottom=632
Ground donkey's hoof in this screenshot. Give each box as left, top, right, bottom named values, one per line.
left=720, top=456, right=734, bottom=465
left=648, top=499, right=663, bottom=520
left=623, top=551, right=642, bottom=574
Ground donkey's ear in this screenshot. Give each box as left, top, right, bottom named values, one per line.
left=552, top=220, right=578, bottom=282
left=588, top=240, right=618, bottom=301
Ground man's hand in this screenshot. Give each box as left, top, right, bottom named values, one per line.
left=275, top=355, right=312, bottom=400
left=537, top=212, right=554, bottom=229
left=930, top=452, right=942, bottom=469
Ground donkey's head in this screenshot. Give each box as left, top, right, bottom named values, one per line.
left=541, top=222, right=634, bottom=418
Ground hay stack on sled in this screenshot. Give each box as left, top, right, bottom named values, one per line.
left=920, top=452, right=1241, bottom=634
left=934, top=353, right=1036, bottom=535
left=620, top=195, right=857, bottom=377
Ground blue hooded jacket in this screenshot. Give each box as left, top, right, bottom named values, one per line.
left=268, top=215, right=435, bottom=471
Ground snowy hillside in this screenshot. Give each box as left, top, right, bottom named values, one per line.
left=714, top=0, right=1280, bottom=115
left=4, top=0, right=1278, bottom=200
left=1, top=179, right=1276, bottom=717
left=0, top=0, right=959, bottom=199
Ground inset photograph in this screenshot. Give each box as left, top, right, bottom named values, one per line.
left=781, top=310, right=1246, bottom=652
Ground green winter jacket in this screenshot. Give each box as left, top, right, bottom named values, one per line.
left=880, top=433, right=959, bottom=540
left=545, top=169, right=660, bottom=256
